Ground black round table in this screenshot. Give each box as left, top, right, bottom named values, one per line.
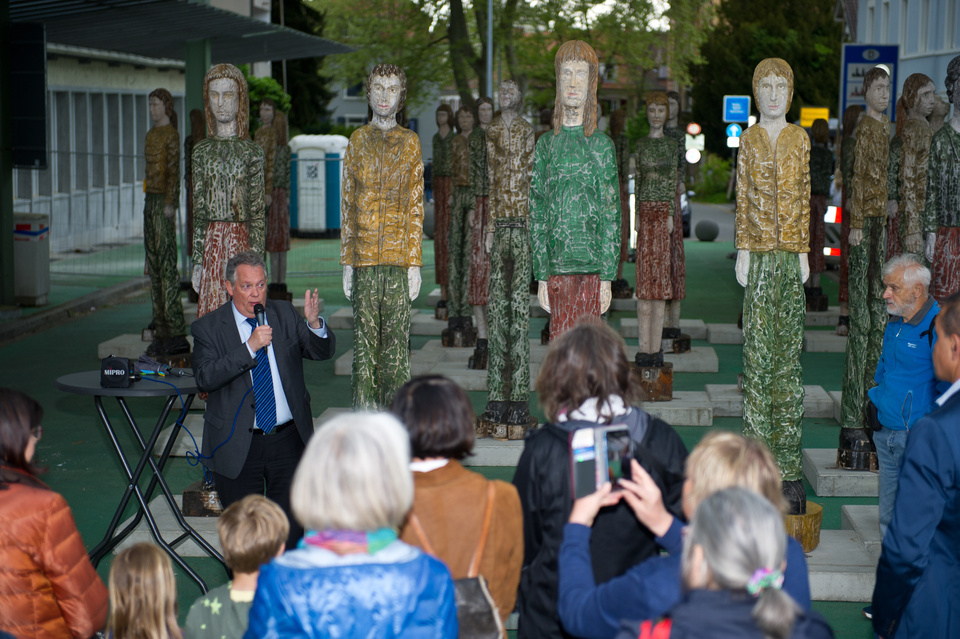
left=56, top=370, right=225, bottom=593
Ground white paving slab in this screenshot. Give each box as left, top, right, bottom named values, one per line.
left=803, top=330, right=848, bottom=353
left=803, top=448, right=878, bottom=497
left=829, top=391, right=842, bottom=422
left=410, top=313, right=448, bottom=335
left=153, top=414, right=205, bottom=458
left=842, top=504, right=882, bottom=561
left=113, top=494, right=222, bottom=557
left=705, top=385, right=834, bottom=418
left=643, top=392, right=713, bottom=426
left=805, top=306, right=841, bottom=327
left=706, top=323, right=742, bottom=345
left=619, top=318, right=707, bottom=341
left=98, top=334, right=195, bottom=359
left=663, top=347, right=719, bottom=373
left=806, top=529, right=877, bottom=602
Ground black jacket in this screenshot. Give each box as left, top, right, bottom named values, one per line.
left=512, top=408, right=688, bottom=639
left=615, top=589, right=834, bottom=639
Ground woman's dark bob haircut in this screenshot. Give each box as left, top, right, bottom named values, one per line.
left=536, top=320, right=637, bottom=423
left=390, top=375, right=476, bottom=460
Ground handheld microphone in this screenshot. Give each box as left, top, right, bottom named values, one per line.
left=254, top=303, right=266, bottom=327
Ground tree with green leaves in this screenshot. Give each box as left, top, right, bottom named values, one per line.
left=689, top=0, right=841, bottom=156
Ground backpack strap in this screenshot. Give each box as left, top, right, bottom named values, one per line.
left=467, top=482, right=497, bottom=578
left=921, top=311, right=938, bottom=348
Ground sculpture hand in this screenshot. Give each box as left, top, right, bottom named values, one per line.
left=163, top=204, right=175, bottom=220
left=886, top=200, right=898, bottom=219
left=799, top=253, right=810, bottom=283
left=304, top=288, right=321, bottom=328
left=926, top=233, right=937, bottom=263
left=849, top=229, right=863, bottom=246
left=666, top=215, right=674, bottom=234
left=468, top=209, right=476, bottom=225
left=448, top=194, right=454, bottom=208
left=408, top=267, right=422, bottom=301
left=265, top=193, right=273, bottom=208
left=904, top=233, right=923, bottom=254
left=537, top=281, right=551, bottom=313
left=601, top=281, right=612, bottom=314
left=343, top=265, right=353, bottom=301
left=191, top=265, right=202, bottom=293
left=485, top=231, right=494, bottom=254
left=735, top=250, right=750, bottom=287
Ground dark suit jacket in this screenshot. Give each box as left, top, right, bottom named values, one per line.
left=190, top=299, right=336, bottom=479
left=872, top=388, right=960, bottom=638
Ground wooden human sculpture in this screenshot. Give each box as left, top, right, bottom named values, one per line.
left=896, top=74, right=936, bottom=261
left=432, top=104, right=456, bottom=319
left=143, top=88, right=188, bottom=357
left=839, top=65, right=891, bottom=471
left=836, top=104, right=864, bottom=336
left=928, top=93, right=949, bottom=133
left=886, top=98, right=904, bottom=261
left=480, top=79, right=536, bottom=435
left=925, top=55, right=960, bottom=298
left=267, top=110, right=292, bottom=293
left=191, top=63, right=265, bottom=318
left=664, top=90, right=686, bottom=343
left=341, top=64, right=423, bottom=409
left=805, top=118, right=832, bottom=310
left=183, top=107, right=206, bottom=283
left=735, top=59, right=810, bottom=515
left=530, top=40, right=620, bottom=341
left=468, top=97, right=494, bottom=368
left=443, top=106, right=477, bottom=346
left=254, top=98, right=278, bottom=209
left=610, top=108, right=633, bottom=299
left=633, top=91, right=677, bottom=398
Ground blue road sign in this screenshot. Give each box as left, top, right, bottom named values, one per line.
left=840, top=44, right=899, bottom=122
left=726, top=123, right=743, bottom=137
left=723, top=95, right=751, bottom=123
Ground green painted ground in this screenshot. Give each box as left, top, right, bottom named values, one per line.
left=0, top=233, right=874, bottom=637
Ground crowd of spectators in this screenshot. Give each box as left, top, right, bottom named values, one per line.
left=6, top=301, right=960, bottom=638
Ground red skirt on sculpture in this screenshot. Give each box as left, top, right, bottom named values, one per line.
left=198, top=221, right=250, bottom=318
left=839, top=186, right=851, bottom=303
left=931, top=227, right=960, bottom=301
left=635, top=200, right=673, bottom=300
left=266, top=187, right=290, bottom=253
left=468, top=196, right=490, bottom=305
left=547, top=274, right=600, bottom=340
left=669, top=188, right=686, bottom=300
left=886, top=214, right=902, bottom=260
left=808, top=194, right=827, bottom=274
left=434, top=176, right=452, bottom=285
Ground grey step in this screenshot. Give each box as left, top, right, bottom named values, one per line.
left=805, top=306, right=841, bottom=327
left=829, top=391, right=842, bottom=422
left=806, top=529, right=877, bottom=602
left=114, top=494, right=222, bottom=557
left=803, top=331, right=848, bottom=353
left=663, top=347, right=718, bottom=373
left=803, top=448, right=878, bottom=497
left=704, top=385, right=834, bottom=418
left=706, top=323, right=742, bottom=344
left=841, top=504, right=882, bottom=562
left=619, top=318, right=707, bottom=341
left=154, top=414, right=205, bottom=458
left=643, top=391, right=714, bottom=426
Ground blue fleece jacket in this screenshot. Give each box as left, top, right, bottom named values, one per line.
left=867, top=296, right=946, bottom=430
left=557, top=518, right=811, bottom=639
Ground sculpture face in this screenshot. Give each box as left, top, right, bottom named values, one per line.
left=756, top=74, right=790, bottom=120
left=208, top=78, right=240, bottom=128
left=559, top=60, right=590, bottom=110
left=437, top=110, right=449, bottom=126
left=478, top=102, right=493, bottom=125
left=915, top=82, right=937, bottom=118
left=864, top=75, right=891, bottom=113
left=260, top=102, right=275, bottom=126
left=369, top=74, right=402, bottom=119
left=457, top=109, right=474, bottom=134
left=499, top=83, right=520, bottom=111
left=647, top=103, right=667, bottom=129
left=668, top=97, right=679, bottom=121
left=148, top=96, right=166, bottom=124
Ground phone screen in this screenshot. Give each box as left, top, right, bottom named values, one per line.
left=605, top=429, right=632, bottom=483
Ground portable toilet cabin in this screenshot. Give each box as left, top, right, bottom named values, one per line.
left=289, top=134, right=349, bottom=234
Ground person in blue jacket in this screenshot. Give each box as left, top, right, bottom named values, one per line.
left=557, top=431, right=811, bottom=639
left=867, top=253, right=946, bottom=540
left=872, top=290, right=960, bottom=638
left=244, top=412, right=458, bottom=639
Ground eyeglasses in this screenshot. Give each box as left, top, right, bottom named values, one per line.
left=31, top=425, right=42, bottom=441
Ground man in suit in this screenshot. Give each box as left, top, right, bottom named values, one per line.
left=872, top=290, right=960, bottom=638
left=192, top=251, right=335, bottom=547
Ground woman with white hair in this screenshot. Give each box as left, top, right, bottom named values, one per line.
left=243, top=412, right=458, bottom=638
left=616, top=488, right=832, bottom=639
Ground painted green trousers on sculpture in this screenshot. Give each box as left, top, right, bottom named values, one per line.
left=742, top=250, right=805, bottom=481
left=841, top=216, right=887, bottom=429
left=448, top=186, right=473, bottom=319
left=144, top=193, right=186, bottom=340
left=351, top=265, right=410, bottom=410
left=487, top=224, right=531, bottom=403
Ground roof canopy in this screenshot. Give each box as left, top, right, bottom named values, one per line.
left=10, top=0, right=352, bottom=63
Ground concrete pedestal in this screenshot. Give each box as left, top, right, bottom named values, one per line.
left=802, top=448, right=878, bottom=497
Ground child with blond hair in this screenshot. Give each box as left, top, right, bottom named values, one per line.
left=108, top=543, right=181, bottom=639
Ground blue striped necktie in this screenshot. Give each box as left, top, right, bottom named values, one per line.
left=246, top=317, right=277, bottom=433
